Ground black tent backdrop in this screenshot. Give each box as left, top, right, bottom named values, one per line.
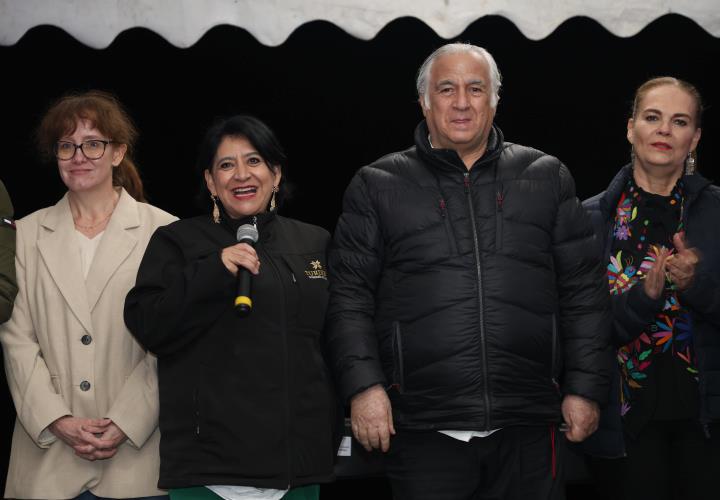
left=0, top=13, right=719, bottom=498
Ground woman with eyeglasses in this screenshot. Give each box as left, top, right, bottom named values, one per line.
left=0, top=90, right=176, bottom=500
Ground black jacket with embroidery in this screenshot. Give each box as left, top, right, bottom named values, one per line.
left=124, top=212, right=336, bottom=489
left=326, top=121, right=611, bottom=431
left=581, top=165, right=720, bottom=457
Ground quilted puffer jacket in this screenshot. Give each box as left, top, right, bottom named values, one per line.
left=326, top=121, right=611, bottom=431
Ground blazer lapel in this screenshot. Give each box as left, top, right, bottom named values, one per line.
left=37, top=194, right=94, bottom=333
left=85, top=189, right=139, bottom=311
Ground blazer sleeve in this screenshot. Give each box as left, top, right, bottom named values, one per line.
left=0, top=180, right=18, bottom=323
left=551, top=163, right=612, bottom=406
left=325, top=169, right=387, bottom=403
left=0, top=221, right=71, bottom=446
left=105, top=351, right=159, bottom=448
left=103, top=209, right=178, bottom=448
left=124, top=224, right=236, bottom=357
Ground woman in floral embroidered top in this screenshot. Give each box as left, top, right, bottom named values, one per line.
left=582, top=77, right=720, bottom=500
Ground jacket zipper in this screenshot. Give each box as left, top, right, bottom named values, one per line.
left=496, top=183, right=504, bottom=251
left=280, top=257, right=297, bottom=284
left=551, top=314, right=560, bottom=393
left=391, top=321, right=404, bottom=393
left=264, top=248, right=294, bottom=488
left=439, top=198, right=459, bottom=255
left=464, top=172, right=491, bottom=431
left=194, top=387, right=200, bottom=437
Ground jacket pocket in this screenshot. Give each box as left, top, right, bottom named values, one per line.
left=391, top=321, right=405, bottom=393
left=50, top=375, right=62, bottom=396
left=193, top=387, right=201, bottom=439
left=496, top=182, right=504, bottom=251
left=280, top=253, right=329, bottom=330
left=551, top=314, right=561, bottom=393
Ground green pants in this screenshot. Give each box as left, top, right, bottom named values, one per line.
left=169, top=485, right=319, bottom=500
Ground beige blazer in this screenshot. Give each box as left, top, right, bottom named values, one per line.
left=0, top=189, right=176, bottom=499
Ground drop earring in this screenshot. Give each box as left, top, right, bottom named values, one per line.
left=270, top=186, right=278, bottom=212
left=211, top=194, right=220, bottom=223
left=685, top=151, right=697, bottom=175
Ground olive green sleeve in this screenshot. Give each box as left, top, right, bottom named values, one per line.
left=0, top=179, right=18, bottom=323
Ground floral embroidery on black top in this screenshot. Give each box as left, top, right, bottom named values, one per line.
left=608, top=177, right=698, bottom=421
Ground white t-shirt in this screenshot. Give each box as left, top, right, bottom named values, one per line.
left=207, top=485, right=287, bottom=500
left=76, top=229, right=104, bottom=278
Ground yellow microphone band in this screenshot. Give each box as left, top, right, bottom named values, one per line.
left=235, top=296, right=252, bottom=308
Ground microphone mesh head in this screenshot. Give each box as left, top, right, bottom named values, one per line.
left=236, top=224, right=259, bottom=244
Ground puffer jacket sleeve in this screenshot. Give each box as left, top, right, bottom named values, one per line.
left=552, top=164, right=612, bottom=406
left=326, top=168, right=387, bottom=403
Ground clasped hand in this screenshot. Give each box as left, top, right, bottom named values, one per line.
left=49, top=416, right=127, bottom=461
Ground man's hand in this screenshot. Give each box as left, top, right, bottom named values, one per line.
left=561, top=394, right=599, bottom=443
left=666, top=232, right=700, bottom=291
left=350, top=384, right=395, bottom=452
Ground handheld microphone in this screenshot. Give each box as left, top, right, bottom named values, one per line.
left=235, top=223, right=259, bottom=316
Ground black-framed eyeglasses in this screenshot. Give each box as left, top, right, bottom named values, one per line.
left=54, top=140, right=114, bottom=160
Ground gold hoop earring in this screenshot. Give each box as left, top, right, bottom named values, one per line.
left=211, top=194, right=220, bottom=223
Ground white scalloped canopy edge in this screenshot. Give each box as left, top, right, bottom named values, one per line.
left=0, top=0, right=717, bottom=48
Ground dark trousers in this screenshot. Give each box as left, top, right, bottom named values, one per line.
left=74, top=491, right=167, bottom=500
left=384, top=426, right=565, bottom=500
left=586, top=420, right=720, bottom=500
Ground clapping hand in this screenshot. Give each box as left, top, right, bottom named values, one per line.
left=666, top=232, right=700, bottom=291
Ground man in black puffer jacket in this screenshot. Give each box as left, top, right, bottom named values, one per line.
left=326, top=43, right=611, bottom=499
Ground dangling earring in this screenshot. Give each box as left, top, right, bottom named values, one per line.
left=270, top=186, right=278, bottom=212
left=685, top=151, right=697, bottom=175
left=211, top=194, right=220, bottom=223
left=630, top=145, right=636, bottom=168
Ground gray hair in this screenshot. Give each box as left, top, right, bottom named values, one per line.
left=416, top=43, right=502, bottom=109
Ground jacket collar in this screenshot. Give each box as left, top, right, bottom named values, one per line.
left=414, top=120, right=504, bottom=174
left=216, top=202, right=277, bottom=243
left=600, top=163, right=713, bottom=216
left=37, top=188, right=140, bottom=331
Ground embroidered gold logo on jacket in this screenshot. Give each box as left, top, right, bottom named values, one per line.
left=305, top=260, right=327, bottom=280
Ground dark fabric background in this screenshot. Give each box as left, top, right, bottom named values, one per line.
left=0, top=13, right=718, bottom=498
